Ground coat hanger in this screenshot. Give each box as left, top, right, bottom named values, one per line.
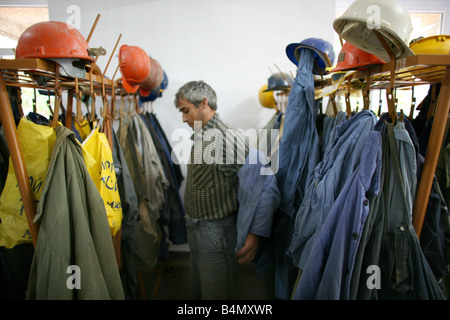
left=99, top=73, right=113, bottom=150
left=110, top=60, right=121, bottom=121
left=408, top=86, right=416, bottom=119
left=127, top=93, right=135, bottom=117
left=134, top=93, right=142, bottom=115
left=100, top=76, right=109, bottom=120
left=426, top=84, right=437, bottom=121
left=394, top=88, right=406, bottom=122
left=110, top=64, right=120, bottom=121
left=330, top=92, right=338, bottom=117
left=363, top=73, right=371, bottom=110
left=50, top=65, right=61, bottom=128
left=110, top=76, right=117, bottom=120
left=374, top=30, right=397, bottom=124
left=74, top=77, right=88, bottom=127
left=46, top=90, right=53, bottom=118
left=88, top=93, right=97, bottom=123
left=87, top=61, right=97, bottom=123
left=345, top=76, right=352, bottom=118
left=100, top=33, right=121, bottom=123
left=114, top=93, right=124, bottom=121
left=377, top=89, right=382, bottom=117
left=32, top=88, right=37, bottom=114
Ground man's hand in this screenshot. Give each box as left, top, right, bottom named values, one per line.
left=236, top=233, right=260, bottom=264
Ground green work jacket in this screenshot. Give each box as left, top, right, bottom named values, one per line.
left=26, top=125, right=124, bottom=300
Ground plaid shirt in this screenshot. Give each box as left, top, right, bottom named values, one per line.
left=184, top=114, right=249, bottom=220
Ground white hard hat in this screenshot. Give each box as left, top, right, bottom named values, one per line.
left=333, top=0, right=414, bottom=61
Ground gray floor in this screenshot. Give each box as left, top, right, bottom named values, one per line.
left=138, top=249, right=269, bottom=300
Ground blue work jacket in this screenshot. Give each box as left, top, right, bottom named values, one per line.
left=288, top=109, right=377, bottom=269
left=292, top=131, right=382, bottom=300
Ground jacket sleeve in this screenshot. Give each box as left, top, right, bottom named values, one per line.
left=249, top=173, right=280, bottom=238
left=236, top=148, right=280, bottom=251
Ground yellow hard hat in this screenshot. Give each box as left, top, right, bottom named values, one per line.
left=409, top=35, right=450, bottom=55
left=258, top=84, right=276, bottom=109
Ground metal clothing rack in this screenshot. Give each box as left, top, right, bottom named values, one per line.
left=321, top=53, right=450, bottom=238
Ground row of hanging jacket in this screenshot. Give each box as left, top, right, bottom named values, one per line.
left=0, top=112, right=124, bottom=298
left=260, top=47, right=450, bottom=300
left=290, top=113, right=448, bottom=299
left=0, top=90, right=186, bottom=299
left=115, top=111, right=186, bottom=272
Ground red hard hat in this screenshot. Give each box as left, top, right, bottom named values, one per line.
left=119, top=45, right=150, bottom=93
left=15, top=21, right=93, bottom=61
left=331, top=41, right=385, bottom=72
left=139, top=57, right=163, bottom=97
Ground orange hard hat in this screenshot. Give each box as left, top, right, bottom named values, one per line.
left=119, top=45, right=150, bottom=93
left=139, top=57, right=163, bottom=97
left=15, top=21, right=93, bottom=61
left=331, top=41, right=385, bottom=72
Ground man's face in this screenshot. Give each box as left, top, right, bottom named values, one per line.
left=177, top=98, right=205, bottom=129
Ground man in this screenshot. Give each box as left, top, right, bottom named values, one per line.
left=174, top=80, right=260, bottom=299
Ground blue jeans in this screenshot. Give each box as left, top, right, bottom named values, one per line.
left=186, top=215, right=238, bottom=299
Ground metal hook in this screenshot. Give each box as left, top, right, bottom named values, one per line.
left=134, top=93, right=141, bottom=115
left=32, top=88, right=36, bottom=114
left=74, top=77, right=87, bottom=126
left=89, top=92, right=97, bottom=122
left=408, top=86, right=416, bottom=119
left=114, top=94, right=124, bottom=121
left=345, top=76, right=352, bottom=118
left=363, top=73, right=371, bottom=110
left=127, top=93, right=135, bottom=117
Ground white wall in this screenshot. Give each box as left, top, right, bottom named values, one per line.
left=47, top=0, right=336, bottom=135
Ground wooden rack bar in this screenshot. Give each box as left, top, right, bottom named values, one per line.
left=0, top=72, right=38, bottom=248
left=412, top=65, right=450, bottom=238
left=1, top=55, right=449, bottom=247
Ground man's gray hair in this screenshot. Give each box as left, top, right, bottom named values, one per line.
left=174, top=80, right=217, bottom=110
